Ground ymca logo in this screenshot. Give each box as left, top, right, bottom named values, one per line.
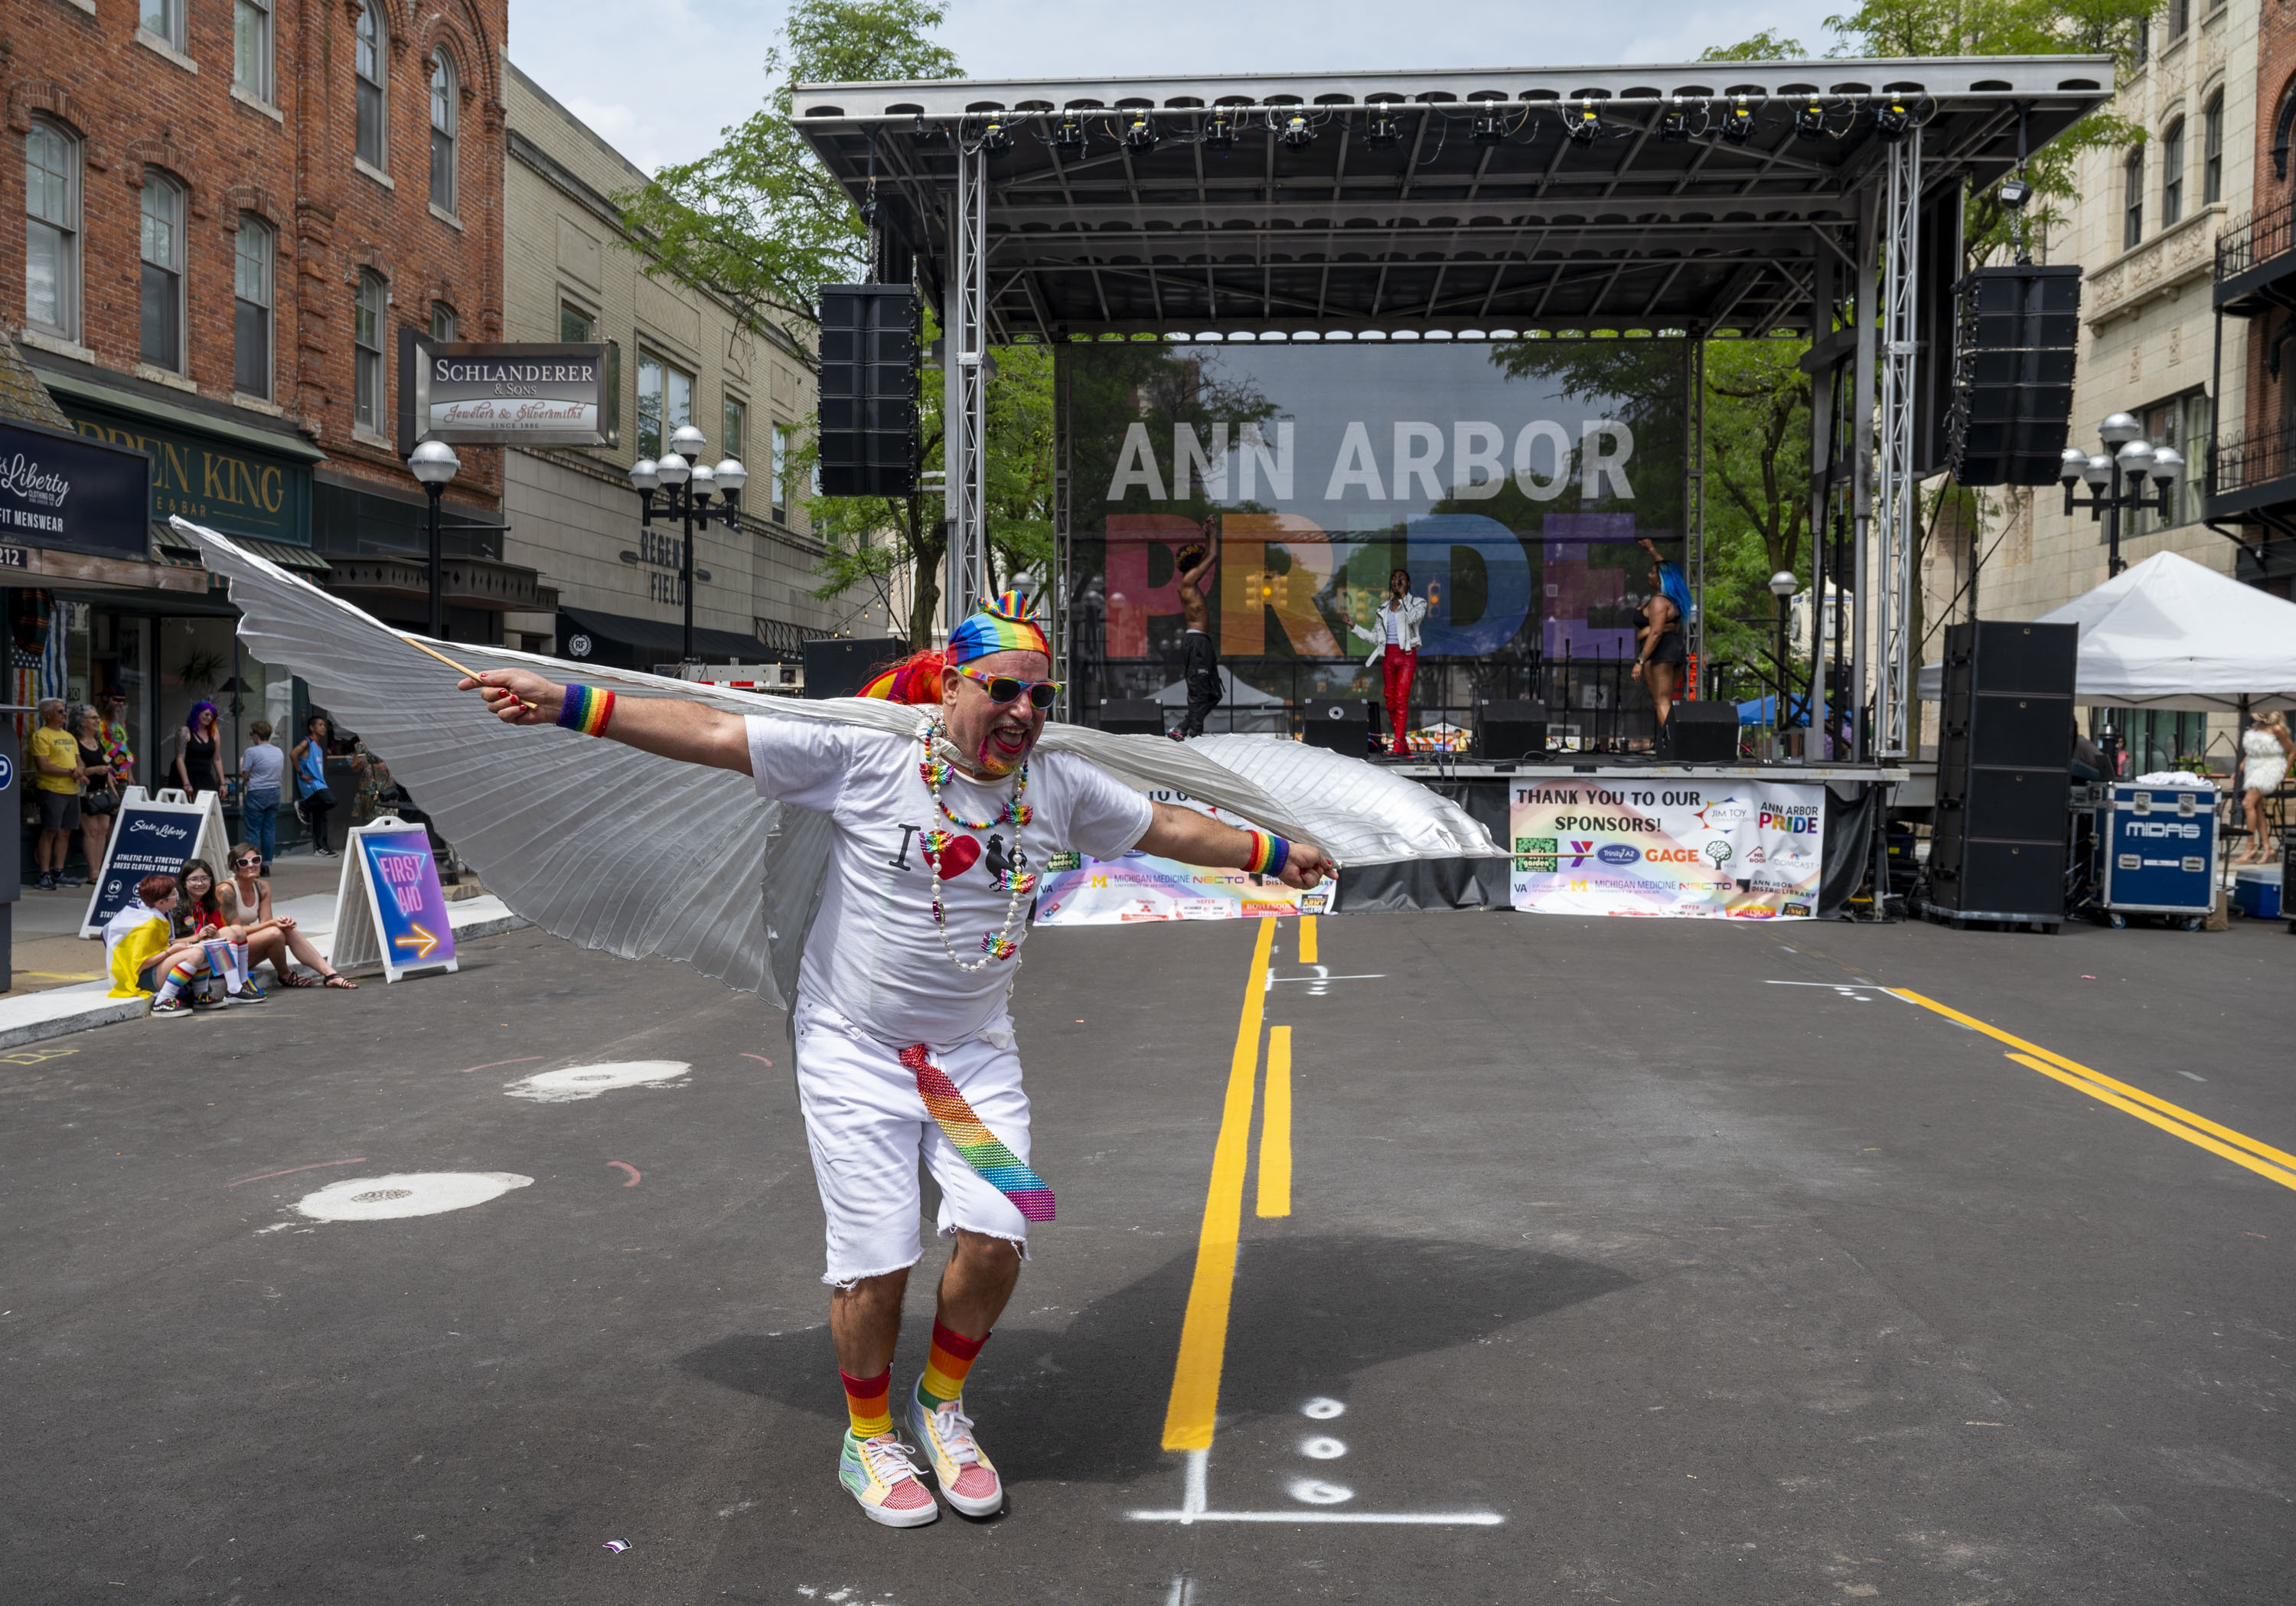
left=1566, top=839, right=1598, bottom=868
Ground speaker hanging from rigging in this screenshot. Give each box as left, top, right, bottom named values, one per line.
left=817, top=286, right=920, bottom=498
left=1945, top=265, right=2082, bottom=488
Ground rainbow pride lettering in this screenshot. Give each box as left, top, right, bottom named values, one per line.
left=898, top=1043, right=1055, bottom=1222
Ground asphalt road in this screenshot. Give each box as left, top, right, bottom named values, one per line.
left=4, top=906, right=2292, bottom=1604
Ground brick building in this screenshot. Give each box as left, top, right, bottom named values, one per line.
left=3, top=0, right=530, bottom=790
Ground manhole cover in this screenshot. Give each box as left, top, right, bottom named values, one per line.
left=351, top=1189, right=413, bottom=1203
left=572, top=1073, right=612, bottom=1082
left=296, top=1172, right=533, bottom=1221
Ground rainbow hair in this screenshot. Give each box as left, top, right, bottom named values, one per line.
left=947, top=592, right=1050, bottom=664
left=856, top=650, right=948, bottom=705
left=188, top=699, right=218, bottom=732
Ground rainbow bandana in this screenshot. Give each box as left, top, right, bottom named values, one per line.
left=947, top=592, right=1050, bottom=664
left=898, top=1043, right=1055, bottom=1222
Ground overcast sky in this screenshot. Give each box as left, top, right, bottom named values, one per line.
left=508, top=0, right=1850, bottom=176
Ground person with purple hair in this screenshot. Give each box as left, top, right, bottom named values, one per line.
left=173, top=698, right=223, bottom=797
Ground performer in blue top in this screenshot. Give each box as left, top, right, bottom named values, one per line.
left=1634, top=536, right=1693, bottom=741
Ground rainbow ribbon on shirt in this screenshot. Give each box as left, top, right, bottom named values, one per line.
left=898, top=1043, right=1054, bottom=1222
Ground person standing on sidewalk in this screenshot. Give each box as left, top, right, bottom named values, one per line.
left=28, top=697, right=83, bottom=889
left=1352, top=568, right=1428, bottom=756
left=1172, top=524, right=1221, bottom=739
left=239, top=720, right=285, bottom=873
left=73, top=705, right=119, bottom=888
left=292, top=713, right=338, bottom=857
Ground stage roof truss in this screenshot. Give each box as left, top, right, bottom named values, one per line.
left=795, top=58, right=2112, bottom=341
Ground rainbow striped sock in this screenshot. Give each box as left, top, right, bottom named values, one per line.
left=916, top=1319, right=986, bottom=1412
left=899, top=1044, right=1053, bottom=1222
left=155, top=958, right=197, bottom=1004
left=840, top=1367, right=892, bottom=1441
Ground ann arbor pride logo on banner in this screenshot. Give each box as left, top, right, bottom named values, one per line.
left=1508, top=782, right=1828, bottom=920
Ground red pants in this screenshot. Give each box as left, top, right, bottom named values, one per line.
left=1381, top=648, right=1417, bottom=754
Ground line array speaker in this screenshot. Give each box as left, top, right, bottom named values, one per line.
left=1947, top=265, right=2082, bottom=488
left=817, top=286, right=919, bottom=497
left=1929, top=620, right=2077, bottom=916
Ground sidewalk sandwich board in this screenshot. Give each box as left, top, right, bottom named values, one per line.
left=80, top=787, right=233, bottom=938
left=331, top=816, right=458, bottom=982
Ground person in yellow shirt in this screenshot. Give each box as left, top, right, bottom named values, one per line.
left=28, top=697, right=84, bottom=890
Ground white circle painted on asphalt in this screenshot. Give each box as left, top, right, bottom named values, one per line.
left=296, top=1172, right=533, bottom=1221
left=1288, top=1478, right=1355, bottom=1506
left=505, top=1061, right=692, bottom=1103
left=1300, top=1436, right=1347, bottom=1461
left=1300, top=1396, right=1346, bottom=1420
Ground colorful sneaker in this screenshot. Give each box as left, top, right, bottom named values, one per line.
left=908, top=1389, right=1004, bottom=1517
left=235, top=982, right=269, bottom=1004
left=837, top=1431, right=938, bottom=1528
left=149, top=997, right=193, bottom=1019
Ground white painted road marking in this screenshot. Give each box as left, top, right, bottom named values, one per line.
left=504, top=1061, right=691, bottom=1102
left=295, top=1172, right=533, bottom=1221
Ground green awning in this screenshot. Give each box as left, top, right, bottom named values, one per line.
left=38, top=369, right=327, bottom=463
left=152, top=523, right=330, bottom=573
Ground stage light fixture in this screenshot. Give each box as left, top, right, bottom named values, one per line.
left=1567, top=100, right=1600, bottom=145
left=1658, top=99, right=1690, bottom=142
left=1203, top=109, right=1236, bottom=149
left=1280, top=112, right=1316, bottom=149
left=1364, top=109, right=1401, bottom=149
left=1472, top=110, right=1505, bottom=145
left=1874, top=100, right=1911, bottom=141
left=980, top=117, right=1014, bottom=154
left=1123, top=113, right=1157, bottom=152
left=1720, top=97, right=1754, bottom=144
left=1794, top=100, right=1826, bottom=140
left=1052, top=114, right=1086, bottom=152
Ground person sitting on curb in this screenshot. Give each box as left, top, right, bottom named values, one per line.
left=103, top=874, right=217, bottom=1020
left=218, top=845, right=357, bottom=989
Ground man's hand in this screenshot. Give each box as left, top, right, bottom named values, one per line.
left=1279, top=841, right=1335, bottom=890
left=457, top=668, right=561, bottom=725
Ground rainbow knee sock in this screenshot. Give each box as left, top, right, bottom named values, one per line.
left=841, top=1367, right=893, bottom=1441
left=155, top=958, right=198, bottom=1004
left=916, top=1319, right=986, bottom=1412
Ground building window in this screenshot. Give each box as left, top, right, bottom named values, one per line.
left=2134, top=391, right=2210, bottom=534
left=2161, top=119, right=2184, bottom=227
left=2204, top=94, right=2224, bottom=204
left=24, top=119, right=80, bottom=340
left=772, top=425, right=791, bottom=517
left=559, top=302, right=597, bottom=343
left=2169, top=0, right=2190, bottom=37
left=430, top=302, right=457, bottom=342
left=635, top=349, right=694, bottom=459
left=234, top=216, right=273, bottom=399
left=2123, top=147, right=2144, bottom=249
left=354, top=4, right=386, bottom=170
left=354, top=271, right=386, bottom=432
left=429, top=50, right=458, bottom=213
left=139, top=174, right=184, bottom=371
left=2135, top=18, right=2148, bottom=67
left=234, top=0, right=273, bottom=102
left=723, top=396, right=746, bottom=464
left=142, top=0, right=184, bottom=48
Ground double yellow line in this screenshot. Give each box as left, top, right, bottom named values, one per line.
left=1160, top=916, right=1307, bottom=1453
left=1890, top=987, right=2296, bottom=1194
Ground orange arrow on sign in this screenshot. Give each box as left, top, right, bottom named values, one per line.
left=393, top=922, right=440, bottom=960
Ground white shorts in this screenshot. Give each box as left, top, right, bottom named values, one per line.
left=794, top=996, right=1042, bottom=1286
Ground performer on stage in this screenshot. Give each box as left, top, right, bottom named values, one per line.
left=1633, top=537, right=1692, bottom=743
left=1173, top=524, right=1221, bottom=738
left=458, top=593, right=1329, bottom=1529
left=1352, top=568, right=1428, bottom=756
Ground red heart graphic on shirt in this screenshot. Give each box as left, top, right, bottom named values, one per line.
left=932, top=834, right=981, bottom=880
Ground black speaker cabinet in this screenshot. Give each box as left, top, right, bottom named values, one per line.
left=1926, top=837, right=2065, bottom=918
left=1949, top=265, right=2083, bottom=488
left=1665, top=700, right=1739, bottom=762
left=802, top=636, right=909, bottom=700
left=1930, top=619, right=2076, bottom=915
left=817, top=286, right=920, bottom=497
left=1476, top=700, right=1548, bottom=760
left=1098, top=698, right=1165, bottom=736
left=1303, top=698, right=1371, bottom=753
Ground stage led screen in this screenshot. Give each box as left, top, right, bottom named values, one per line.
left=1062, top=338, right=1689, bottom=732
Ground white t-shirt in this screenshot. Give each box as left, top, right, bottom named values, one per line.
left=747, top=716, right=1153, bottom=1045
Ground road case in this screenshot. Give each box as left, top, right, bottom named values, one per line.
left=2094, top=783, right=2218, bottom=929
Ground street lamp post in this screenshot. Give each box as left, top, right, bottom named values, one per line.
left=1769, top=570, right=1799, bottom=762
left=628, top=425, right=748, bottom=668
left=407, top=439, right=462, bottom=639
left=2060, top=411, right=2183, bottom=579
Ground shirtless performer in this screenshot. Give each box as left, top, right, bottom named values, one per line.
left=1173, top=521, right=1221, bottom=739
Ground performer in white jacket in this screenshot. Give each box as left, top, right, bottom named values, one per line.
left=1352, top=569, right=1429, bottom=756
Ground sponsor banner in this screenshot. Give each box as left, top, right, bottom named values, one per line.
left=1509, top=779, right=1824, bottom=919
left=1035, top=792, right=1336, bottom=925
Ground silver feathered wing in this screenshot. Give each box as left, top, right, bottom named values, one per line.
left=181, top=518, right=1499, bottom=1010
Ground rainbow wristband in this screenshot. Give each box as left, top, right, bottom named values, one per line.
left=1244, top=829, right=1290, bottom=876
left=556, top=683, right=615, bottom=736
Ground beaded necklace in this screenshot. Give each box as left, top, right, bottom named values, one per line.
left=916, top=717, right=1038, bottom=971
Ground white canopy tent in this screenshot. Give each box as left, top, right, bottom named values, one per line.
left=1917, top=551, right=2296, bottom=711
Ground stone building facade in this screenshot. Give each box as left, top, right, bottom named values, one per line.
left=501, top=59, right=837, bottom=669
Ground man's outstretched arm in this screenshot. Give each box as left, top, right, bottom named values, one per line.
left=458, top=667, right=753, bottom=775
left=1134, top=800, right=1333, bottom=890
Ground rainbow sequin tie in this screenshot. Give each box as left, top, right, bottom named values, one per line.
left=899, top=1043, right=1055, bottom=1222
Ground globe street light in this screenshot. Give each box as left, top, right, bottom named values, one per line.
left=2058, top=413, right=2183, bottom=577
left=630, top=434, right=745, bottom=666
left=406, top=438, right=461, bottom=639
